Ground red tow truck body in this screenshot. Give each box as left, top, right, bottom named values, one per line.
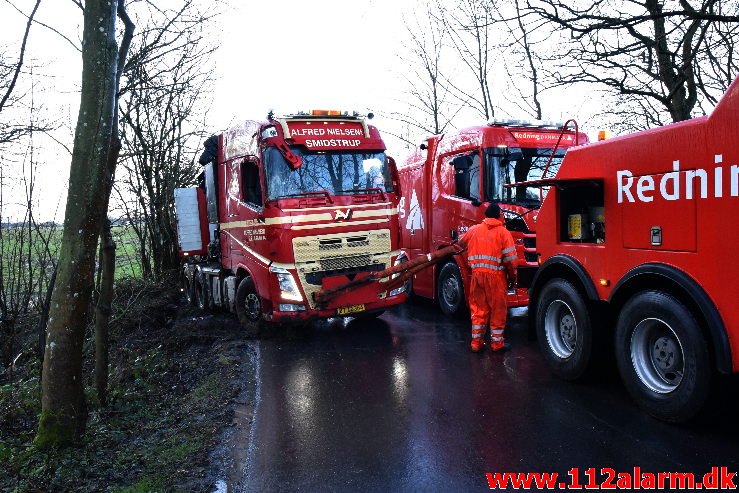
left=174, top=112, right=406, bottom=330
left=529, top=75, right=739, bottom=422
left=397, top=121, right=588, bottom=316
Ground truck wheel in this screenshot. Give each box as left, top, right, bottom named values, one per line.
left=615, top=291, right=710, bottom=423
left=437, top=262, right=465, bottom=317
left=536, top=279, right=593, bottom=380
left=194, top=277, right=208, bottom=311
left=235, top=276, right=263, bottom=338
left=183, top=275, right=196, bottom=306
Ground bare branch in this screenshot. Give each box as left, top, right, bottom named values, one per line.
left=0, top=0, right=42, bottom=113
left=1, top=0, right=81, bottom=52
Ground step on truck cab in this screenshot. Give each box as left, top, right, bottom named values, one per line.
left=397, top=120, right=588, bottom=316
left=528, top=75, right=739, bottom=422
left=174, top=111, right=407, bottom=335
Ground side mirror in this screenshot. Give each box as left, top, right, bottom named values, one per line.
left=450, top=154, right=472, bottom=169
left=504, top=150, right=524, bottom=163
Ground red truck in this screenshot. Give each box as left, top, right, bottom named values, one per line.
left=528, top=75, right=739, bottom=422
left=174, top=111, right=406, bottom=335
left=397, top=120, right=588, bottom=315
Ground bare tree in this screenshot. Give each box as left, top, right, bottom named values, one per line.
left=0, top=70, right=58, bottom=382
left=0, top=0, right=41, bottom=114
left=526, top=0, right=739, bottom=129
left=396, top=0, right=458, bottom=138
left=115, top=0, right=216, bottom=282
left=489, top=0, right=547, bottom=119
left=439, top=0, right=498, bottom=120
left=0, top=0, right=53, bottom=147
left=36, top=0, right=133, bottom=447
left=694, top=2, right=739, bottom=110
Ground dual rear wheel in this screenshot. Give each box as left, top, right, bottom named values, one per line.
left=536, top=279, right=711, bottom=423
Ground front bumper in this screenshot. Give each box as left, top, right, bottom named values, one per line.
left=267, top=291, right=406, bottom=323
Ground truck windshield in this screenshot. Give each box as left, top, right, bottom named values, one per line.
left=263, top=146, right=392, bottom=200
left=492, top=147, right=566, bottom=205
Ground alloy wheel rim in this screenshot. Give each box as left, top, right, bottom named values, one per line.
left=630, top=318, right=684, bottom=394
left=544, top=299, right=577, bottom=358
left=442, top=277, right=460, bottom=307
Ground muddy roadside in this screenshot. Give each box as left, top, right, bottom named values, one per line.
left=0, top=280, right=258, bottom=492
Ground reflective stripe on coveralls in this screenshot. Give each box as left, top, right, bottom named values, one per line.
left=471, top=324, right=486, bottom=339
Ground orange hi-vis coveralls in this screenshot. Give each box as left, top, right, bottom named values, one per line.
left=461, top=217, right=518, bottom=349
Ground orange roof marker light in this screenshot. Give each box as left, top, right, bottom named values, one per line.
left=598, top=130, right=613, bottom=141
left=309, top=109, right=347, bottom=116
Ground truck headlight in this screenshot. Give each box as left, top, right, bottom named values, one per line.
left=269, top=266, right=303, bottom=302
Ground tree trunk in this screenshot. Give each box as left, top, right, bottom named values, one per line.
left=36, top=0, right=120, bottom=448
left=94, top=221, right=116, bottom=407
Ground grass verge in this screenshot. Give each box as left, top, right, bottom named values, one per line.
left=0, top=278, right=248, bottom=492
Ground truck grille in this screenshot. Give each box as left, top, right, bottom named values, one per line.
left=319, top=254, right=372, bottom=271
left=319, top=235, right=371, bottom=251
left=292, top=229, right=393, bottom=308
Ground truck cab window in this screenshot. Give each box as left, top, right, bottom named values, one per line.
left=450, top=152, right=480, bottom=201
left=241, top=160, right=263, bottom=206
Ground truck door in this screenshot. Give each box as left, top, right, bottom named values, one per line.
left=223, top=157, right=265, bottom=267
left=435, top=150, right=483, bottom=245
left=237, top=157, right=265, bottom=252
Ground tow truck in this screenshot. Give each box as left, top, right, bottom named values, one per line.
left=527, top=75, right=739, bottom=422
left=397, top=120, right=588, bottom=315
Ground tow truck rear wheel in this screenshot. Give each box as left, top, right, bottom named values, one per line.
left=235, top=276, right=264, bottom=338
left=437, top=262, right=465, bottom=317
left=615, top=290, right=710, bottom=423
left=536, top=279, right=593, bottom=380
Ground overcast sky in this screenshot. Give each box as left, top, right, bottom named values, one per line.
left=0, top=0, right=597, bottom=221
left=0, top=0, right=419, bottom=220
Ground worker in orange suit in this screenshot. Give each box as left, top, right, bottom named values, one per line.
left=460, top=203, right=518, bottom=352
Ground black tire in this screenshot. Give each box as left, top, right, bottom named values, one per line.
left=194, top=276, right=208, bottom=311
left=235, top=276, right=264, bottom=338
left=536, top=279, right=594, bottom=380
left=183, top=274, right=196, bottom=306
left=437, top=262, right=465, bottom=317
left=615, top=290, right=710, bottom=423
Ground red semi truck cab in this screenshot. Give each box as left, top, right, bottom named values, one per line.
left=174, top=112, right=406, bottom=334
left=528, top=75, right=739, bottom=422
left=397, top=120, right=588, bottom=316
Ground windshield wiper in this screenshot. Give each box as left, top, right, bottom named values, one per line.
left=336, top=187, right=387, bottom=199
left=276, top=190, right=333, bottom=203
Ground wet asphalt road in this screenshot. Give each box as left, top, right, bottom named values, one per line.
left=223, top=300, right=739, bottom=492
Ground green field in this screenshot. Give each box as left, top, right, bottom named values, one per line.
left=0, top=224, right=148, bottom=282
